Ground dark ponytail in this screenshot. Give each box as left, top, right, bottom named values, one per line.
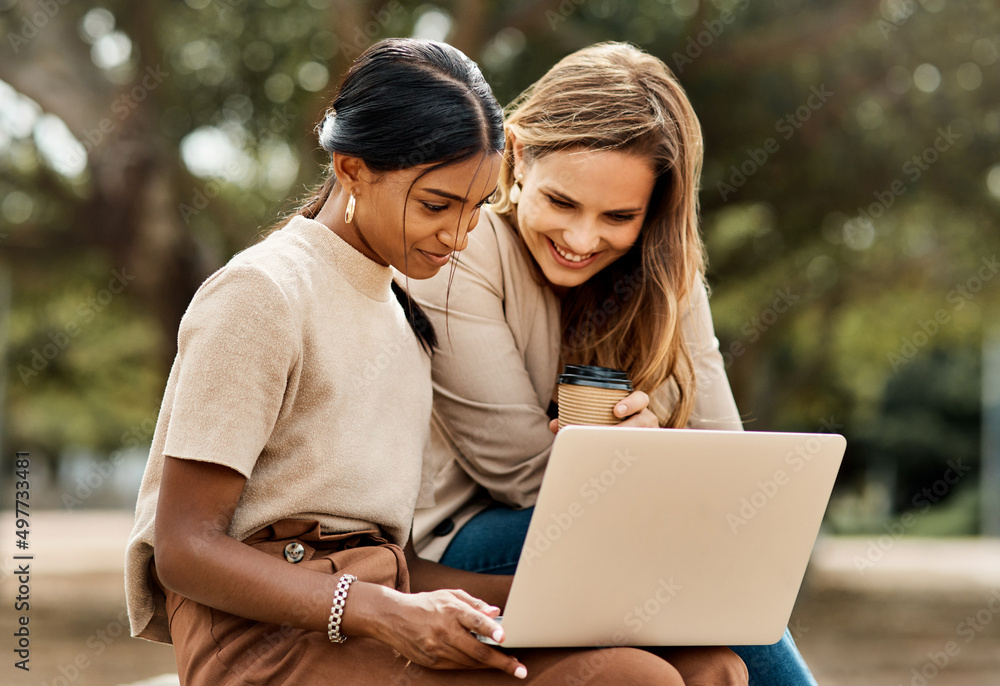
left=293, top=38, right=504, bottom=353
left=391, top=280, right=437, bottom=352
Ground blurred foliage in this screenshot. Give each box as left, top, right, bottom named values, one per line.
left=0, top=0, right=998, bottom=528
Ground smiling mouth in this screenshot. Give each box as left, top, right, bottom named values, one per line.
left=418, top=249, right=452, bottom=266
left=549, top=238, right=595, bottom=263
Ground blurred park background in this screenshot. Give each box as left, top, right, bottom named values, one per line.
left=3, top=0, right=999, bottom=533
left=1, top=0, right=999, bottom=683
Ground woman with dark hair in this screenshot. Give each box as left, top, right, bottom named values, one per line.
left=125, top=38, right=740, bottom=684
left=411, top=42, right=815, bottom=684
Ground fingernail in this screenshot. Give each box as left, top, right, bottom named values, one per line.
left=615, top=403, right=627, bottom=415
left=492, top=627, right=504, bottom=642
left=514, top=665, right=527, bottom=679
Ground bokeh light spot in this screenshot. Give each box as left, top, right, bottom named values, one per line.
left=856, top=100, right=884, bottom=130
left=673, top=0, right=699, bottom=19
left=956, top=62, right=983, bottom=91
left=879, top=0, right=917, bottom=23
left=972, top=38, right=998, bottom=66
left=806, top=254, right=838, bottom=291
left=180, top=126, right=253, bottom=184
left=2, top=190, right=34, bottom=224
left=0, top=80, right=42, bottom=139
left=987, top=164, right=1000, bottom=202
left=222, top=94, right=253, bottom=125
left=34, top=114, right=87, bottom=178
left=297, top=62, right=329, bottom=93
left=243, top=41, right=275, bottom=72
left=259, top=140, right=299, bottom=194
left=264, top=74, right=295, bottom=104
left=180, top=40, right=212, bottom=72
left=79, top=8, right=115, bottom=45
left=412, top=8, right=452, bottom=42
left=92, top=31, right=133, bottom=71
left=589, top=0, right=620, bottom=19
left=843, top=217, right=875, bottom=251
left=913, top=63, right=941, bottom=92
left=482, top=28, right=526, bottom=71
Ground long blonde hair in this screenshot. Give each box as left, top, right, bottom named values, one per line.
left=493, top=42, right=706, bottom=427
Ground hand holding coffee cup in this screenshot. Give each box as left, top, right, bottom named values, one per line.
left=557, top=364, right=635, bottom=429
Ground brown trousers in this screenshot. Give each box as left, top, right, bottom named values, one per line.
left=159, top=520, right=725, bottom=685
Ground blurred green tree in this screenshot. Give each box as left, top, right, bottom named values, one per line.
left=1, top=0, right=997, bottom=525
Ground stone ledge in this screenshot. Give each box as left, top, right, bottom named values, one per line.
left=807, top=536, right=1000, bottom=594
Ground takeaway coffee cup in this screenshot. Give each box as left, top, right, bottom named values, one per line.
left=557, top=364, right=634, bottom=430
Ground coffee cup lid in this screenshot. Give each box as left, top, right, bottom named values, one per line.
left=558, top=364, right=633, bottom=391
left=561, top=364, right=630, bottom=381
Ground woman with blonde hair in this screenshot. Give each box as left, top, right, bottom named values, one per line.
left=410, top=41, right=815, bottom=684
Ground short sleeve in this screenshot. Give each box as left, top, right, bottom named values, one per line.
left=162, top=264, right=300, bottom=476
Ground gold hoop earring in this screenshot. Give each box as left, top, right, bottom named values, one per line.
left=344, top=193, right=356, bottom=224
left=509, top=177, right=522, bottom=204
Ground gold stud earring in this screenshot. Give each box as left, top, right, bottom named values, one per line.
left=344, top=192, right=356, bottom=224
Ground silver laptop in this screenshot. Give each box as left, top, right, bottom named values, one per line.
left=493, top=426, right=845, bottom=648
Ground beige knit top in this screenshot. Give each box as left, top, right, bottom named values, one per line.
left=409, top=209, right=742, bottom=560
left=125, top=216, right=432, bottom=643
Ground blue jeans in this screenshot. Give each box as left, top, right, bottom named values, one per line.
left=439, top=504, right=817, bottom=686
